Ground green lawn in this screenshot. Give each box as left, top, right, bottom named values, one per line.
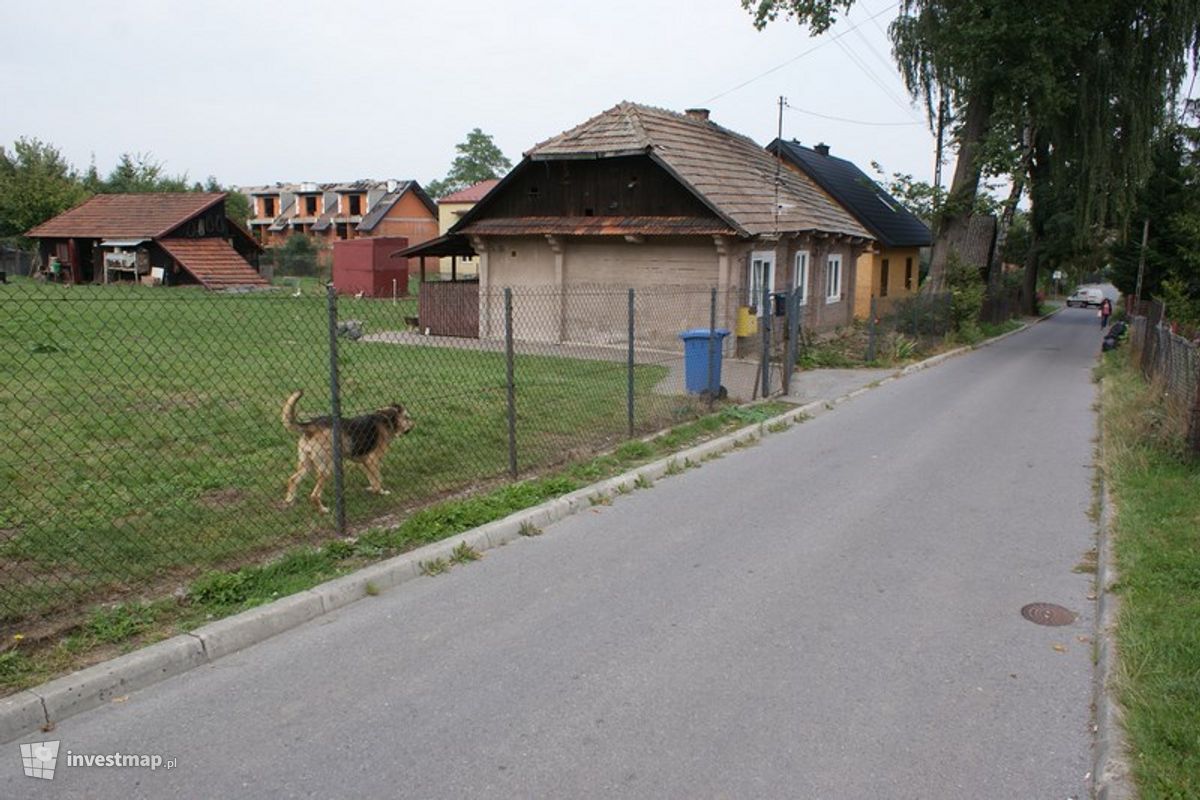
left=1099, top=352, right=1200, bottom=797
left=0, top=279, right=678, bottom=629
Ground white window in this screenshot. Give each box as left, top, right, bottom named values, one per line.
left=748, top=251, right=775, bottom=315
left=793, top=251, right=809, bottom=305
left=825, top=254, right=842, bottom=303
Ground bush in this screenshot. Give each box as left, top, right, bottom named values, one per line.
left=946, top=254, right=985, bottom=340
left=263, top=235, right=325, bottom=277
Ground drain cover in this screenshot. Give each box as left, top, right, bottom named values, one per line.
left=1021, top=603, right=1076, bottom=626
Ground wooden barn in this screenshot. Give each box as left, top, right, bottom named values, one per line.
left=398, top=103, right=873, bottom=345
left=27, top=193, right=266, bottom=289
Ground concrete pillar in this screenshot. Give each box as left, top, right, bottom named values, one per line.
left=470, top=235, right=490, bottom=339
left=713, top=235, right=731, bottom=337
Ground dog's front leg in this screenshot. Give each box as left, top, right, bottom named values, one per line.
left=363, top=457, right=390, bottom=495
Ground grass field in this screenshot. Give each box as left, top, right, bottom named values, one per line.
left=1099, top=352, right=1200, bottom=797
left=0, top=278, right=686, bottom=631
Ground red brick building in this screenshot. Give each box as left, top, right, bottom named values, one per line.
left=240, top=180, right=438, bottom=249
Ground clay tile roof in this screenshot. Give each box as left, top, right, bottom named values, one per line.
left=526, top=103, right=871, bottom=239
left=438, top=179, right=502, bottom=204
left=27, top=193, right=227, bottom=239
left=157, top=238, right=269, bottom=289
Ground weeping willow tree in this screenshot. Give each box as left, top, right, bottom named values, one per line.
left=1023, top=2, right=1200, bottom=311
left=742, top=0, right=1200, bottom=305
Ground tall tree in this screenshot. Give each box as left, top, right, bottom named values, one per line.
left=742, top=0, right=1200, bottom=308
left=425, top=128, right=512, bottom=199
left=103, top=152, right=190, bottom=193
left=0, top=138, right=90, bottom=243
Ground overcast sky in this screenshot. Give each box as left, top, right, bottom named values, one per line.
left=1, top=0, right=939, bottom=192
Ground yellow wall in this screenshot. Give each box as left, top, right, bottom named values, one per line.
left=438, top=202, right=480, bottom=278
left=853, top=247, right=921, bottom=319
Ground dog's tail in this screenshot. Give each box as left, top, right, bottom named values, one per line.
left=282, top=390, right=306, bottom=434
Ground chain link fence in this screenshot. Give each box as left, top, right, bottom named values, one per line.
left=1129, top=300, right=1200, bottom=453
left=0, top=280, right=810, bottom=634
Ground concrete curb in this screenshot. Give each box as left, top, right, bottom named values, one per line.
left=1092, top=481, right=1134, bottom=800
left=0, top=321, right=1037, bottom=744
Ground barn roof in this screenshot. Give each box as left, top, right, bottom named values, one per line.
left=27, top=193, right=227, bottom=239
left=158, top=238, right=269, bottom=289
left=514, top=103, right=871, bottom=239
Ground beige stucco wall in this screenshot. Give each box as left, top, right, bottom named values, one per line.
left=475, top=233, right=860, bottom=347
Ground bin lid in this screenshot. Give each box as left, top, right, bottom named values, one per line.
left=679, top=327, right=731, bottom=340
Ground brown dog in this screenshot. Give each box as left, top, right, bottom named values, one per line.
left=282, top=390, right=414, bottom=513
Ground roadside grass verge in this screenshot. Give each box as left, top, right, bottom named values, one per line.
left=1098, top=351, right=1200, bottom=797
left=0, top=401, right=791, bottom=696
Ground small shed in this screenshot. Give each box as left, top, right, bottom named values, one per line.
left=332, top=236, right=410, bottom=297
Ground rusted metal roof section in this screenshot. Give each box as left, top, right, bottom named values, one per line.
left=157, top=238, right=269, bottom=289
left=1020, top=603, right=1077, bottom=626
left=392, top=233, right=477, bottom=259
left=27, top=193, right=227, bottom=239
left=526, top=103, right=871, bottom=239
left=460, top=215, right=737, bottom=237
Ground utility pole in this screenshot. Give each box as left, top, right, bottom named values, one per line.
left=1134, top=217, right=1150, bottom=308
left=773, top=96, right=785, bottom=236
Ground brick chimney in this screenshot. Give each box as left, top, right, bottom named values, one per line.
left=814, top=142, right=831, bottom=156
left=685, top=108, right=711, bottom=122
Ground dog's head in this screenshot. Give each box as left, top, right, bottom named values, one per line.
left=381, top=404, right=414, bottom=436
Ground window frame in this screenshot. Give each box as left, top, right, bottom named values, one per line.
left=748, top=251, right=776, bottom=316
left=793, top=250, right=809, bottom=306
left=825, top=253, right=842, bottom=304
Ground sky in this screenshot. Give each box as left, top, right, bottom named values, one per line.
left=0, top=0, right=939, bottom=192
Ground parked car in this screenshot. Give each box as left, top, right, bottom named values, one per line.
left=1067, top=287, right=1105, bottom=308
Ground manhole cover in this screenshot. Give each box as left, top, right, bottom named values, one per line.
left=1021, top=603, right=1076, bottom=626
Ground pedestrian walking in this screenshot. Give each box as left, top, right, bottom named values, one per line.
left=1099, top=297, right=1113, bottom=328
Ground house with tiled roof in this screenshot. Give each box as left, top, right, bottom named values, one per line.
left=769, top=139, right=932, bottom=320
left=241, top=180, right=438, bottom=249
left=27, top=193, right=266, bottom=289
left=400, top=102, right=873, bottom=342
left=434, top=179, right=500, bottom=279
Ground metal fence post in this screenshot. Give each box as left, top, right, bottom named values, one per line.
left=760, top=280, right=771, bottom=398
left=707, top=287, right=718, bottom=410
left=867, top=295, right=878, bottom=363
left=785, top=287, right=801, bottom=394
left=324, top=283, right=347, bottom=535
left=505, top=288, right=518, bottom=479
left=627, top=288, right=635, bottom=438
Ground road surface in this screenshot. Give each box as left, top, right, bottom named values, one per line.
left=5, top=309, right=1102, bottom=799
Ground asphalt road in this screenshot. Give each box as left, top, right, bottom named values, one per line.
left=5, top=309, right=1103, bottom=799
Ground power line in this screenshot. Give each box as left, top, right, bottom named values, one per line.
left=832, top=36, right=917, bottom=117
left=783, top=101, right=924, bottom=128
left=705, top=2, right=900, bottom=103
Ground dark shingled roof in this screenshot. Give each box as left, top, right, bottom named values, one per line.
left=358, top=181, right=437, bottom=232
left=769, top=140, right=932, bottom=249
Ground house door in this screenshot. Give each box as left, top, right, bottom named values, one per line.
left=748, top=251, right=775, bottom=314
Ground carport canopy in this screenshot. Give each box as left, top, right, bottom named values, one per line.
left=391, top=233, right=477, bottom=283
